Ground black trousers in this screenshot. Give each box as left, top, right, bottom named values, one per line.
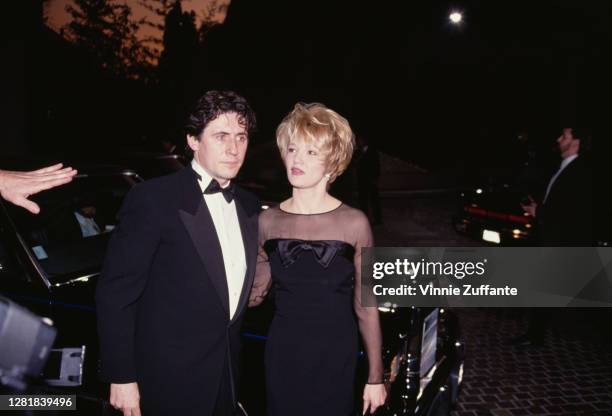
left=213, top=357, right=236, bottom=416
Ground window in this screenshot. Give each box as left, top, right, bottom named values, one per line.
left=6, top=173, right=137, bottom=285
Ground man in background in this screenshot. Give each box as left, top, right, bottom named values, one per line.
left=521, top=127, right=592, bottom=245
left=515, top=128, right=592, bottom=347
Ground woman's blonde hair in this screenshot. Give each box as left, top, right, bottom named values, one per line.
left=276, top=102, right=355, bottom=183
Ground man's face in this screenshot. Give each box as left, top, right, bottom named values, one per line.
left=187, top=112, right=248, bottom=185
left=556, top=128, right=579, bottom=158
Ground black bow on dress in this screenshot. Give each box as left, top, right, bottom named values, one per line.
left=268, top=239, right=355, bottom=268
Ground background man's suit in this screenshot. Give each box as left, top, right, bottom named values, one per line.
left=537, top=156, right=592, bottom=245
left=525, top=155, right=592, bottom=345
left=96, top=166, right=259, bottom=415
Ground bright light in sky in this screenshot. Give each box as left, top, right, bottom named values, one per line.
left=449, top=12, right=463, bottom=24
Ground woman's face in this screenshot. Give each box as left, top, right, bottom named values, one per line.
left=283, top=138, right=328, bottom=189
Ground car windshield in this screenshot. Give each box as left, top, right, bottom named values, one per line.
left=6, top=172, right=139, bottom=284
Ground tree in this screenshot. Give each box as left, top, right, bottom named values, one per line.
left=64, top=0, right=153, bottom=79
left=158, top=1, right=197, bottom=77
left=156, top=1, right=199, bottom=143
left=198, top=0, right=227, bottom=40
left=137, top=0, right=177, bottom=56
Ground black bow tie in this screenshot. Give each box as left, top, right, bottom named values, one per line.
left=204, top=179, right=235, bottom=203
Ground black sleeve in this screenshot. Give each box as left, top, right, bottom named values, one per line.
left=249, top=211, right=272, bottom=307
left=353, top=213, right=384, bottom=384
left=95, top=184, right=161, bottom=383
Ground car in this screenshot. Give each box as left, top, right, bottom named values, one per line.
left=453, top=183, right=535, bottom=246
left=81, top=151, right=188, bottom=181
left=375, top=306, right=464, bottom=416
left=0, top=165, right=141, bottom=413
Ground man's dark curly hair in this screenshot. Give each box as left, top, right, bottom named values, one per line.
left=185, top=90, right=257, bottom=140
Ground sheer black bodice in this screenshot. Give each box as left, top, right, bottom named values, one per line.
left=250, top=204, right=383, bottom=415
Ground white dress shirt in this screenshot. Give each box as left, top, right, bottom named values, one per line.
left=74, top=211, right=101, bottom=237
left=192, top=159, right=247, bottom=319
left=542, top=154, right=578, bottom=204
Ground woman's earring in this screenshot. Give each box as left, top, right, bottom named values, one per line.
left=324, top=173, right=331, bottom=180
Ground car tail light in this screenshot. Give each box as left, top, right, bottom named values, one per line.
left=465, top=206, right=531, bottom=225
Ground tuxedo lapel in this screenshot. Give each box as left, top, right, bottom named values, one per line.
left=178, top=168, right=230, bottom=315
left=231, top=189, right=258, bottom=324
left=545, top=157, right=579, bottom=207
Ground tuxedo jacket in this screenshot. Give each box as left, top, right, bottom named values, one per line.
left=537, top=156, right=592, bottom=245
left=95, top=167, right=259, bottom=415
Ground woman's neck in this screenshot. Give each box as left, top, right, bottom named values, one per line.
left=285, top=187, right=338, bottom=214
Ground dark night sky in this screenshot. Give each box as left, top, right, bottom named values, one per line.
left=202, top=0, right=610, bottom=167
left=7, top=1, right=611, bottom=174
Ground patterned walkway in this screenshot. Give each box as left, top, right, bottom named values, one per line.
left=451, top=309, right=612, bottom=416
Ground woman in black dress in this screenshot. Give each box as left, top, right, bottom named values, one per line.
left=249, top=103, right=386, bottom=415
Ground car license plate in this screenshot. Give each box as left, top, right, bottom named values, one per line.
left=482, top=229, right=501, bottom=244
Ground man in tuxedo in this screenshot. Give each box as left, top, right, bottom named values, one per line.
left=515, top=128, right=592, bottom=347
left=96, top=91, right=259, bottom=416
left=522, top=127, right=592, bottom=245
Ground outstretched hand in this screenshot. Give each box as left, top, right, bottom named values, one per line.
left=0, top=163, right=77, bottom=214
